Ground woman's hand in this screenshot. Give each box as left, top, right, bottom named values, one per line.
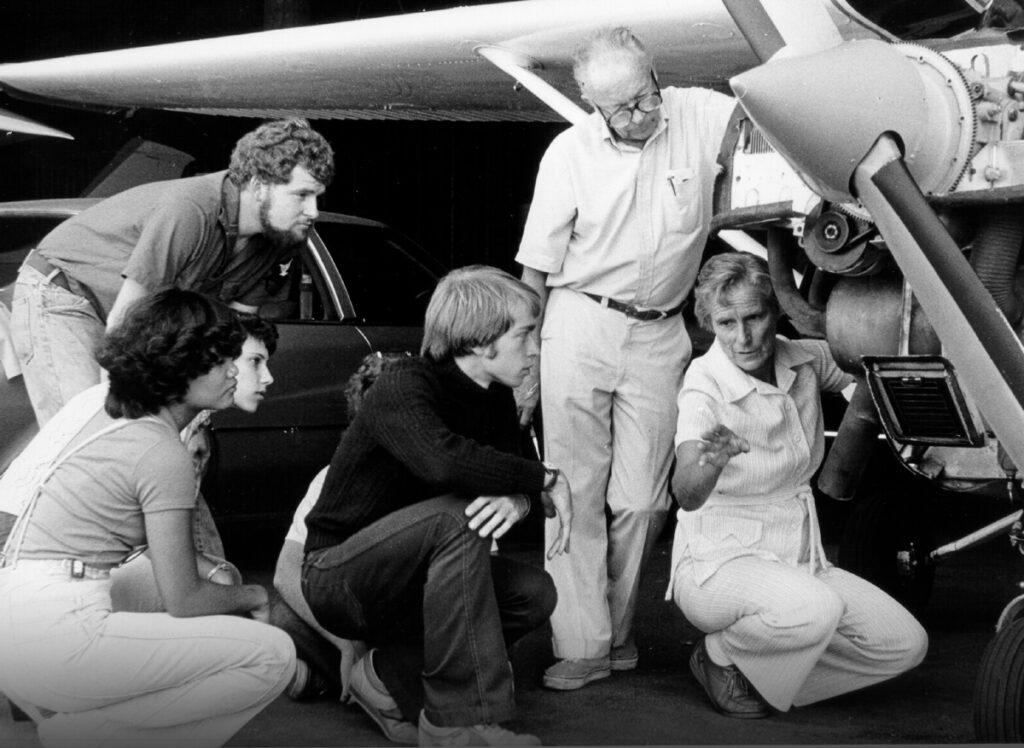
left=696, top=424, right=750, bottom=468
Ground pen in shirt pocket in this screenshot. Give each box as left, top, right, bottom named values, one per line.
left=666, top=167, right=694, bottom=196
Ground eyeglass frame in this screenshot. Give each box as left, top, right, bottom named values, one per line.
left=593, top=71, right=662, bottom=130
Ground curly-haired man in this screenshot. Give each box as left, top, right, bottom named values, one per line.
left=10, top=118, right=334, bottom=426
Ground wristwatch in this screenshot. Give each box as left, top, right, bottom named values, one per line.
left=542, top=463, right=560, bottom=491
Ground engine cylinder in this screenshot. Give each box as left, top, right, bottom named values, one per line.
left=826, top=273, right=941, bottom=372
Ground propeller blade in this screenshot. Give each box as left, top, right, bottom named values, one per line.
left=854, top=135, right=1024, bottom=474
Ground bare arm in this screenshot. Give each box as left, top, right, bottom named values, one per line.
left=145, top=508, right=270, bottom=620
left=516, top=266, right=550, bottom=428
left=105, top=277, right=149, bottom=332
left=671, top=425, right=750, bottom=512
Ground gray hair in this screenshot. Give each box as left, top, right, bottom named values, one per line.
left=693, top=252, right=779, bottom=332
left=572, top=27, right=654, bottom=94
left=421, top=265, right=540, bottom=362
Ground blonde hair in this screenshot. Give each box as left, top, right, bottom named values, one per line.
left=421, top=265, right=540, bottom=362
left=693, top=252, right=779, bottom=332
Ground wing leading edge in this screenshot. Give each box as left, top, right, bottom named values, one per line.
left=0, top=0, right=875, bottom=123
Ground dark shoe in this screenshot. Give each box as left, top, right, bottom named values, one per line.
left=542, top=657, right=611, bottom=690
left=610, top=638, right=639, bottom=671
left=348, top=651, right=418, bottom=744
left=418, top=710, right=541, bottom=746
left=689, top=639, right=771, bottom=719
left=286, top=658, right=332, bottom=702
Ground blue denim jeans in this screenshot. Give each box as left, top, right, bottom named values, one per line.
left=11, top=266, right=104, bottom=427
left=302, top=495, right=556, bottom=727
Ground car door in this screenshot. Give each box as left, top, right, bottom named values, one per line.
left=202, top=214, right=443, bottom=535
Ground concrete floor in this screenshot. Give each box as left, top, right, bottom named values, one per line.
left=3, top=532, right=1020, bottom=746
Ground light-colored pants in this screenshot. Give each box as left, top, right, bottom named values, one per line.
left=0, top=562, right=295, bottom=748
left=672, top=556, right=928, bottom=711
left=541, top=289, right=688, bottom=659
left=11, top=265, right=104, bottom=428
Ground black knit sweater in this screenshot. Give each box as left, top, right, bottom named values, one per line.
left=304, top=356, right=547, bottom=553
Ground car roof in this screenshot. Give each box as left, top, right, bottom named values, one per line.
left=0, top=198, right=389, bottom=229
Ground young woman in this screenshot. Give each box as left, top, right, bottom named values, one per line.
left=0, top=289, right=294, bottom=748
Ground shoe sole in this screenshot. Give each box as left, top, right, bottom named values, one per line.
left=542, top=666, right=611, bottom=690
left=610, top=655, right=638, bottom=671
left=689, top=648, right=770, bottom=719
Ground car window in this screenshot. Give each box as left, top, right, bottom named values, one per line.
left=0, top=216, right=70, bottom=288
left=318, top=222, right=442, bottom=326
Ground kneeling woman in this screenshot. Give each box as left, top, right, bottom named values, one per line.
left=669, top=252, right=927, bottom=719
left=0, top=289, right=295, bottom=747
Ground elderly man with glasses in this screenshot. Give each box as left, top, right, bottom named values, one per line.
left=516, top=27, right=735, bottom=691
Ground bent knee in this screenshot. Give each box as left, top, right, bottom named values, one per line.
left=259, top=624, right=298, bottom=684
left=522, top=572, right=558, bottom=626
left=894, top=619, right=929, bottom=671
left=759, top=588, right=844, bottom=646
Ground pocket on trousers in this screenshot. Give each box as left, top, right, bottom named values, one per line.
left=10, top=291, right=35, bottom=367
left=304, top=561, right=368, bottom=637
left=695, top=516, right=764, bottom=555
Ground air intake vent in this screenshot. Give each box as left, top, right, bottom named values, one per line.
left=862, top=356, right=983, bottom=447
left=746, top=128, right=775, bottom=155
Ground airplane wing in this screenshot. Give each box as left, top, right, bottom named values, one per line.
left=0, top=0, right=875, bottom=123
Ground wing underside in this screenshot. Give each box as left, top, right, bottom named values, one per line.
left=0, top=0, right=874, bottom=122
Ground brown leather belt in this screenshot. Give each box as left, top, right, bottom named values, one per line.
left=23, top=249, right=71, bottom=292
left=583, top=292, right=685, bottom=322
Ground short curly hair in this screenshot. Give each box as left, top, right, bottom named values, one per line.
left=228, top=118, right=335, bottom=188
left=343, top=351, right=409, bottom=421
left=97, top=288, right=246, bottom=419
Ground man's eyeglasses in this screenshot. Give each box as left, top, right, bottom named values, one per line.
left=598, top=73, right=662, bottom=130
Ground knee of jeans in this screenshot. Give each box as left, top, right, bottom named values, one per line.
left=428, top=496, right=489, bottom=545
left=525, top=573, right=557, bottom=625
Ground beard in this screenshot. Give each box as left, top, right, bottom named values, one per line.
left=258, top=198, right=308, bottom=251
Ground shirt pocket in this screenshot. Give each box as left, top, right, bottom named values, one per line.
left=665, top=166, right=701, bottom=234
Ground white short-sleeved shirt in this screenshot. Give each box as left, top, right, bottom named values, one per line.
left=668, top=336, right=854, bottom=589
left=516, top=86, right=735, bottom=310
left=286, top=466, right=329, bottom=546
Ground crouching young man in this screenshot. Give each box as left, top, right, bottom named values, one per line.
left=301, top=265, right=573, bottom=746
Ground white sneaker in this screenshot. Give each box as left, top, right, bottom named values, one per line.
left=418, top=710, right=541, bottom=746
left=349, top=651, right=418, bottom=744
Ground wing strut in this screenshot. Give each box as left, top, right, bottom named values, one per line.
left=475, top=46, right=587, bottom=126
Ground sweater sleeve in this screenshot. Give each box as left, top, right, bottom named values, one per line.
left=366, top=365, right=547, bottom=496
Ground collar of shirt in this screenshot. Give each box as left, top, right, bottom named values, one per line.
left=218, top=173, right=240, bottom=252
left=595, top=107, right=670, bottom=152
left=706, top=336, right=815, bottom=402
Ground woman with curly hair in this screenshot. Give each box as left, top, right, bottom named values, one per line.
left=0, top=288, right=295, bottom=748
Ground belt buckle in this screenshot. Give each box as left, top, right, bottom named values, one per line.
left=70, top=559, right=85, bottom=579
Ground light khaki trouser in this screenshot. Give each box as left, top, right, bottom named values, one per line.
left=0, top=563, right=295, bottom=748
left=541, top=289, right=687, bottom=659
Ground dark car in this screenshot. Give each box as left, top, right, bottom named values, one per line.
left=0, top=200, right=446, bottom=545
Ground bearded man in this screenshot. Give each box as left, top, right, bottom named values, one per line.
left=10, top=118, right=333, bottom=426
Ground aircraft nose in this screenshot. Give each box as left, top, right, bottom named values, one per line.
left=729, top=39, right=975, bottom=204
